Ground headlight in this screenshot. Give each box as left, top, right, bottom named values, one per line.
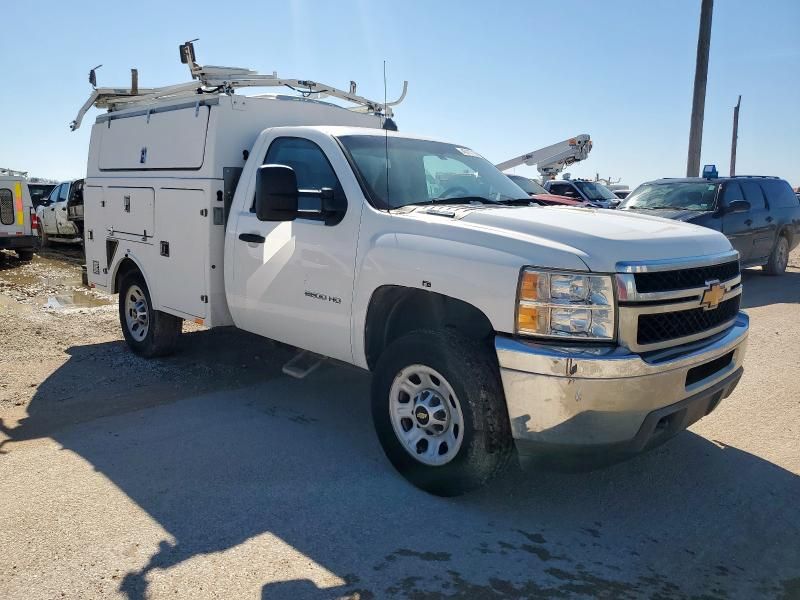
left=517, top=269, right=615, bottom=340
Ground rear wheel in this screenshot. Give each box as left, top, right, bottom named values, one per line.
left=16, top=249, right=34, bottom=262
left=764, top=235, right=789, bottom=275
left=119, top=271, right=182, bottom=357
left=371, top=330, right=513, bottom=496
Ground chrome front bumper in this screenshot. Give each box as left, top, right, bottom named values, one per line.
left=496, top=312, right=749, bottom=453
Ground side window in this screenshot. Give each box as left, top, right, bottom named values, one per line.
left=46, top=184, right=61, bottom=204
left=761, top=179, right=798, bottom=209
left=552, top=183, right=579, bottom=198
left=256, top=137, right=343, bottom=212
left=69, top=180, right=84, bottom=205
left=722, top=182, right=745, bottom=206
left=557, top=183, right=582, bottom=200
left=58, top=183, right=70, bottom=202
left=0, top=188, right=14, bottom=225
left=740, top=181, right=766, bottom=209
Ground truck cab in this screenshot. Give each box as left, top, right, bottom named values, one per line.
left=76, top=51, right=749, bottom=496
left=544, top=178, right=620, bottom=208
left=37, top=179, right=84, bottom=245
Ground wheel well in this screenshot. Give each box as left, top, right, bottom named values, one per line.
left=113, top=257, right=141, bottom=294
left=364, top=286, right=495, bottom=370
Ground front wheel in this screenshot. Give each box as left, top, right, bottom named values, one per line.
left=118, top=272, right=182, bottom=357
left=763, top=235, right=789, bottom=275
left=371, top=330, right=513, bottom=496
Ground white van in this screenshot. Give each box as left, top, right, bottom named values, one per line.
left=0, top=170, right=38, bottom=261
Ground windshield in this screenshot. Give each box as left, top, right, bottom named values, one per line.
left=28, top=184, right=55, bottom=206
left=338, top=135, right=527, bottom=209
left=507, top=175, right=548, bottom=196
left=621, top=182, right=720, bottom=211
left=573, top=181, right=617, bottom=201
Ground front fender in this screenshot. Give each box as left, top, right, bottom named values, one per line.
left=350, top=225, right=586, bottom=368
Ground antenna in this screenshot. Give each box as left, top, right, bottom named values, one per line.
left=383, top=60, right=390, bottom=211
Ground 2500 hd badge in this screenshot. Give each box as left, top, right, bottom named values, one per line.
left=305, top=290, right=342, bottom=304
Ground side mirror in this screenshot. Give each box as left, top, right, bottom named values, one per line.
left=726, top=200, right=750, bottom=214
left=255, top=165, right=298, bottom=222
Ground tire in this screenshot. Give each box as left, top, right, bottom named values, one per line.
left=118, top=271, right=182, bottom=357
left=763, top=235, right=789, bottom=275
left=371, top=329, right=513, bottom=496
left=39, top=226, right=49, bottom=248
left=16, top=249, right=34, bottom=262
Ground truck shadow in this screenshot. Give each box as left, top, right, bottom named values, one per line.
left=2, top=330, right=798, bottom=599
left=740, top=267, right=800, bottom=309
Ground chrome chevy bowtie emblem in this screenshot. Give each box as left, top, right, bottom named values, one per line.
left=701, top=280, right=725, bottom=311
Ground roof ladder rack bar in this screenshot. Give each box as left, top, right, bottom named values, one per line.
left=71, top=42, right=407, bottom=131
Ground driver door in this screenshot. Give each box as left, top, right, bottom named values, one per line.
left=227, top=132, right=363, bottom=364
left=720, top=182, right=754, bottom=263
left=41, top=184, right=61, bottom=235
left=54, top=182, right=74, bottom=235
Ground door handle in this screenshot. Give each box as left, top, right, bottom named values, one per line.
left=744, top=219, right=752, bottom=226
left=238, top=233, right=265, bottom=244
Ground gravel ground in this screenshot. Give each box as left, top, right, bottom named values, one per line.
left=0, top=246, right=798, bottom=599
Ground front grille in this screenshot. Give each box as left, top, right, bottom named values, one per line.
left=634, top=260, right=740, bottom=293
left=638, top=295, right=740, bottom=346
left=0, top=189, right=14, bottom=225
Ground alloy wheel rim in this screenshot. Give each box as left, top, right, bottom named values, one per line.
left=124, top=285, right=150, bottom=341
left=389, top=364, right=464, bottom=466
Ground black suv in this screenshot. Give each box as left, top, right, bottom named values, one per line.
left=619, top=176, right=800, bottom=274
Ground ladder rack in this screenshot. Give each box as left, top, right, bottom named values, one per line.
left=71, top=41, right=407, bottom=131
left=0, top=167, right=28, bottom=178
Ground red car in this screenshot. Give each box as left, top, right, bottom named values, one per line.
left=507, top=174, right=585, bottom=206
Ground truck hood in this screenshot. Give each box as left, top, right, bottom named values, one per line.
left=456, top=206, right=732, bottom=272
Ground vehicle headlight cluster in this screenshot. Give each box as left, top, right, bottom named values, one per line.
left=516, top=269, right=615, bottom=340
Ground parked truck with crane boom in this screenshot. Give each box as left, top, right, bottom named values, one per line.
left=495, top=135, right=593, bottom=180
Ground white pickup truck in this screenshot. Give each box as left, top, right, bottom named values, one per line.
left=76, top=57, right=748, bottom=495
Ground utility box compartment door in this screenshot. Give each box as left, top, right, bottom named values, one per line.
left=153, top=188, right=208, bottom=319
left=106, top=187, right=155, bottom=238
left=98, top=106, right=210, bottom=170
left=83, top=185, right=109, bottom=288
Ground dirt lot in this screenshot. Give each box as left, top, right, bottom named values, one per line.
left=0, top=246, right=798, bottom=599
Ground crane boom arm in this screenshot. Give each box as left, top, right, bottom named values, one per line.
left=496, top=134, right=592, bottom=178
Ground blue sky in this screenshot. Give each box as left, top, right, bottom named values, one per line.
left=1, top=0, right=798, bottom=188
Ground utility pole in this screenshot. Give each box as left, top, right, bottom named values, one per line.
left=730, top=95, right=741, bottom=176
left=686, top=0, right=714, bottom=177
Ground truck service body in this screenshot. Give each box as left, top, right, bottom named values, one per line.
left=79, top=54, right=748, bottom=494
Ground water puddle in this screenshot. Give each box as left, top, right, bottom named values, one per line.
left=45, top=289, right=109, bottom=310
left=1, top=252, right=111, bottom=309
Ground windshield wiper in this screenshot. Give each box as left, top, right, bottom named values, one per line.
left=495, top=198, right=538, bottom=206
left=405, top=196, right=497, bottom=207
left=628, top=206, right=680, bottom=210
